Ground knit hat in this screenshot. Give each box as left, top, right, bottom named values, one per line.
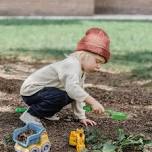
left=76, top=27, right=110, bottom=63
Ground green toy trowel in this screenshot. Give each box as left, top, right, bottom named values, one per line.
left=83, top=105, right=128, bottom=121
left=15, top=107, right=27, bottom=113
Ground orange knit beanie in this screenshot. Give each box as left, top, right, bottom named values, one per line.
left=76, top=27, right=110, bottom=63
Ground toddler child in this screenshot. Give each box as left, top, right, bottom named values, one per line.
left=20, top=27, right=111, bottom=126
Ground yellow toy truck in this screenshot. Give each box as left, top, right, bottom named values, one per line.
left=69, top=128, right=85, bottom=152
left=13, top=123, right=51, bottom=152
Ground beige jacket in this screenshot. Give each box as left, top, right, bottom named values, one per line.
left=20, top=56, right=89, bottom=119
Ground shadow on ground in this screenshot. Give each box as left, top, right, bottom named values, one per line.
left=112, top=50, right=152, bottom=79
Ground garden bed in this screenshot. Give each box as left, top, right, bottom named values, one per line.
left=0, top=59, right=151, bottom=152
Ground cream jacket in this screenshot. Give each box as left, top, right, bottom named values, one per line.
left=20, top=56, right=89, bottom=119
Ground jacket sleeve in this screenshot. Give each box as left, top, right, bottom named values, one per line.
left=71, top=101, right=86, bottom=120
left=57, top=58, right=89, bottom=119
left=58, top=62, right=89, bottom=102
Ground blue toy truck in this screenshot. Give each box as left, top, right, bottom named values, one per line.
left=13, top=123, right=51, bottom=152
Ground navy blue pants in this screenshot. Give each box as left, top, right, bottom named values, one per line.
left=22, top=87, right=74, bottom=118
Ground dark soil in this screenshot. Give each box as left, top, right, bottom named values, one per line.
left=0, top=60, right=152, bottom=152
left=17, top=129, right=36, bottom=142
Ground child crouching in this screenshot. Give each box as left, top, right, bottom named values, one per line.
left=20, top=27, right=111, bottom=126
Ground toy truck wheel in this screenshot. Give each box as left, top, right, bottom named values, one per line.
left=14, top=146, right=22, bottom=152
left=41, top=142, right=51, bottom=152
left=29, top=147, right=40, bottom=152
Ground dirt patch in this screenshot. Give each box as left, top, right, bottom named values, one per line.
left=0, top=60, right=152, bottom=152
left=0, top=77, right=22, bottom=94
left=86, top=87, right=152, bottom=105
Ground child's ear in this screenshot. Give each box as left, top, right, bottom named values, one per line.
left=97, top=56, right=105, bottom=64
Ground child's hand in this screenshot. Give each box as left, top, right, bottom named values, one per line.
left=92, top=101, right=105, bottom=114
left=80, top=118, right=97, bottom=126
left=85, top=96, right=105, bottom=114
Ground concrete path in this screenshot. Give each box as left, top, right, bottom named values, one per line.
left=0, top=15, right=152, bottom=21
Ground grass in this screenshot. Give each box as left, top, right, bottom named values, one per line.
left=0, top=19, right=152, bottom=79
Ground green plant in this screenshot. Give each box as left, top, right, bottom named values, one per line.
left=84, top=128, right=152, bottom=152
left=3, top=133, right=14, bottom=145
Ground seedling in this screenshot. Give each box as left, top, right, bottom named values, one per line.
left=84, top=128, right=152, bottom=152
left=3, top=133, right=14, bottom=145
left=83, top=105, right=128, bottom=121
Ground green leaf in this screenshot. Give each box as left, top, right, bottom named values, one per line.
left=86, top=134, right=97, bottom=144
left=85, top=128, right=104, bottom=144
left=102, top=142, right=116, bottom=152
left=82, top=148, right=89, bottom=152
left=144, top=140, right=152, bottom=146
left=120, top=134, right=144, bottom=147
left=117, top=128, right=125, bottom=142
left=92, top=143, right=103, bottom=150
left=3, top=133, right=14, bottom=145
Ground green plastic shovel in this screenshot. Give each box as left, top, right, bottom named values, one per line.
left=15, top=107, right=27, bottom=113
left=83, top=105, right=128, bottom=121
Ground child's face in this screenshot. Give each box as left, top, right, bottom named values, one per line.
left=82, top=55, right=105, bottom=73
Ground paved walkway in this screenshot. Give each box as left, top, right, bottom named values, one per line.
left=0, top=15, right=152, bottom=21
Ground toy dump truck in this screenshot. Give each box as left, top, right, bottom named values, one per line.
left=69, top=128, right=85, bottom=152
left=13, top=123, right=51, bottom=152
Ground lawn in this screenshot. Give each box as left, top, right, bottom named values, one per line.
left=0, top=19, right=152, bottom=152
left=0, top=19, right=152, bottom=79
